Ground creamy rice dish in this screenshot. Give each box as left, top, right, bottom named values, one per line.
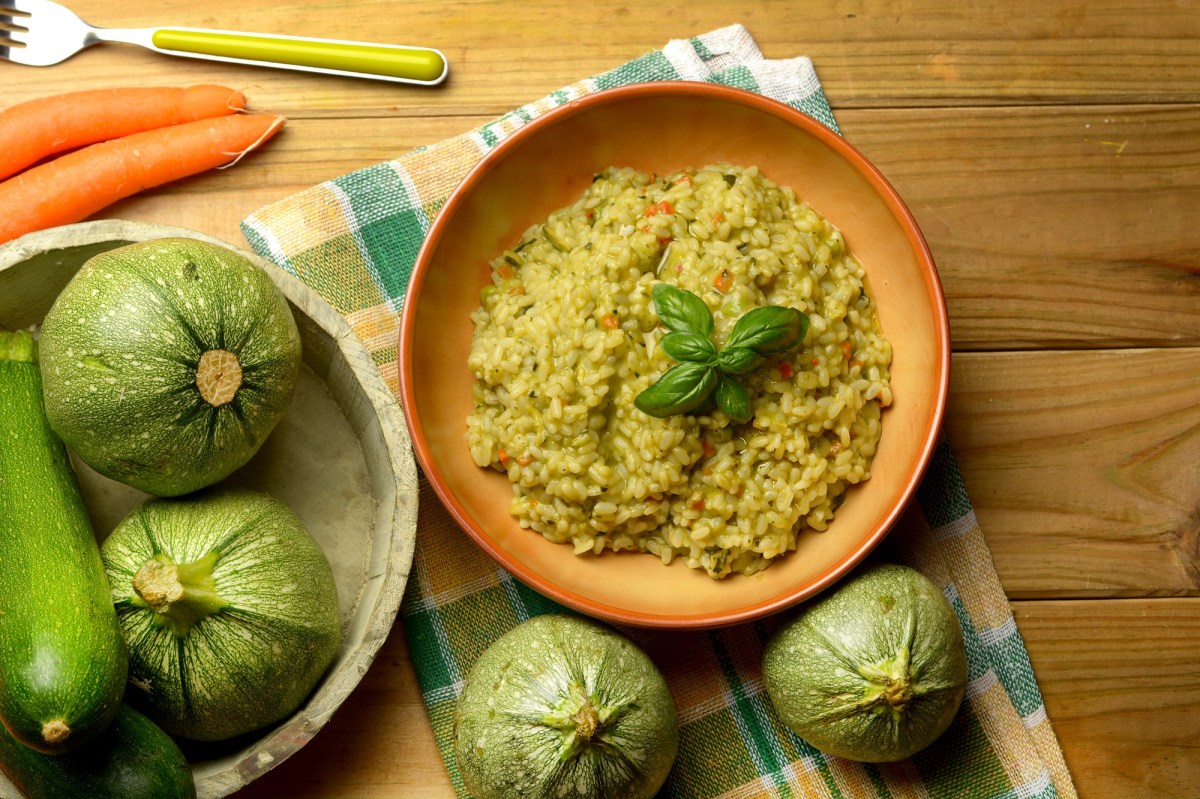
left=466, top=164, right=892, bottom=579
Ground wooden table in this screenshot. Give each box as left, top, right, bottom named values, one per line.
left=6, top=1, right=1197, bottom=796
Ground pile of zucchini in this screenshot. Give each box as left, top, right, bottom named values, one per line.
left=0, top=330, right=195, bottom=798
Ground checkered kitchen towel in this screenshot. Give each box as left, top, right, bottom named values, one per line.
left=241, top=24, right=1076, bottom=799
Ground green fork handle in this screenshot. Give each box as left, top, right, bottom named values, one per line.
left=149, top=28, right=447, bottom=85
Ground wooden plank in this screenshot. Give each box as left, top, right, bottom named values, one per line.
left=51, top=102, right=1200, bottom=350
left=949, top=349, right=1200, bottom=598
left=1016, top=598, right=1200, bottom=799
left=843, top=105, right=1200, bottom=350
left=234, top=597, right=1200, bottom=798
left=3, top=0, right=1198, bottom=114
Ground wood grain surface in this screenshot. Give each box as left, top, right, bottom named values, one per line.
left=3, top=0, right=1196, bottom=797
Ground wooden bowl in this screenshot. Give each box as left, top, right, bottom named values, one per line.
left=0, top=220, right=418, bottom=797
left=399, top=82, right=949, bottom=629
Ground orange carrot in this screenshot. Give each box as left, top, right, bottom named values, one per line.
left=712, top=268, right=732, bottom=293
left=0, top=113, right=285, bottom=245
left=0, top=86, right=246, bottom=182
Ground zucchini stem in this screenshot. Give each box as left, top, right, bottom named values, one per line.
left=571, top=700, right=601, bottom=741
left=196, top=348, right=242, bottom=407
left=544, top=682, right=613, bottom=762
left=132, top=551, right=226, bottom=637
left=40, top=719, right=70, bottom=747
left=859, top=646, right=915, bottom=716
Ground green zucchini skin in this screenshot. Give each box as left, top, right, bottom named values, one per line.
left=0, top=331, right=128, bottom=755
left=101, top=486, right=341, bottom=742
left=0, top=703, right=195, bottom=799
left=762, top=562, right=967, bottom=762
left=37, top=238, right=301, bottom=497
left=453, top=614, right=679, bottom=799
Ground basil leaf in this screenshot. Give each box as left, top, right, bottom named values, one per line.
left=652, top=283, right=713, bottom=337
left=726, top=305, right=809, bottom=354
left=716, top=345, right=762, bottom=375
left=635, top=362, right=719, bottom=418
left=715, top=374, right=751, bottom=423
left=659, top=331, right=718, bottom=364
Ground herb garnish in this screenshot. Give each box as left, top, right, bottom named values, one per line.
left=634, top=284, right=808, bottom=423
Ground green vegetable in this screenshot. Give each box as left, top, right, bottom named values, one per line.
left=658, top=331, right=717, bottom=364
left=726, top=305, right=809, bottom=353
left=100, top=487, right=341, bottom=741
left=38, top=238, right=302, bottom=497
left=453, top=614, right=678, bottom=799
left=716, top=345, right=762, bottom=375
left=541, top=224, right=570, bottom=252
left=634, top=360, right=718, bottom=417
left=651, top=281, right=712, bottom=337
left=762, top=563, right=968, bottom=762
left=715, top=374, right=750, bottom=423
left=635, top=284, right=808, bottom=424
left=0, top=704, right=196, bottom=799
left=0, top=330, right=128, bottom=755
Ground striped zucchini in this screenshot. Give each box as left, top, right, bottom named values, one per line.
left=37, top=238, right=301, bottom=497
left=452, top=614, right=679, bottom=799
left=0, top=703, right=195, bottom=799
left=0, top=330, right=128, bottom=754
left=100, top=486, right=341, bottom=741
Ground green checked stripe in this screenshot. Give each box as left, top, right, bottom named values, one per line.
left=708, top=630, right=796, bottom=799
left=242, top=24, right=1077, bottom=799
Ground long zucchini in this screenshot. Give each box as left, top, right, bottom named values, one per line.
left=0, top=330, right=128, bottom=753
left=0, top=703, right=195, bottom=799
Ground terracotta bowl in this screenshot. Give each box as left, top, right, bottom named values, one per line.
left=0, top=220, right=418, bottom=797
left=399, top=82, right=949, bottom=629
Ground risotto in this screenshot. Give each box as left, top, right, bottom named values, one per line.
left=466, top=164, right=892, bottom=579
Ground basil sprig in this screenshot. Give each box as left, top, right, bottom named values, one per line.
left=650, top=282, right=713, bottom=337
left=633, top=361, right=719, bottom=417
left=727, top=305, right=808, bottom=353
left=634, top=284, right=809, bottom=424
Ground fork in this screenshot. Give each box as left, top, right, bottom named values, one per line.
left=0, top=0, right=447, bottom=85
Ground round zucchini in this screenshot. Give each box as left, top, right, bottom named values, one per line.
left=453, top=614, right=679, bottom=799
left=38, top=237, right=301, bottom=497
left=0, top=331, right=128, bottom=754
left=100, top=486, right=341, bottom=741
left=0, top=703, right=195, bottom=799
left=762, top=562, right=967, bottom=762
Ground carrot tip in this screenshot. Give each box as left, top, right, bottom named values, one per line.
left=217, top=115, right=286, bottom=170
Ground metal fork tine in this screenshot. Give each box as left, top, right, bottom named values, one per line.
left=0, top=4, right=29, bottom=27
left=0, top=0, right=94, bottom=67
